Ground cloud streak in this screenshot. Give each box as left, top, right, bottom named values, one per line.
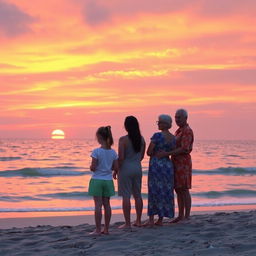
left=78, top=0, right=256, bottom=26
left=0, top=0, right=36, bottom=37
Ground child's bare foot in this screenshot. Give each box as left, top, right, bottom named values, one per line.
left=101, top=230, right=109, bottom=235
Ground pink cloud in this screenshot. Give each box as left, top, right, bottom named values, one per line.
left=76, top=0, right=256, bottom=26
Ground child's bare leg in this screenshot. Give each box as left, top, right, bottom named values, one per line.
left=102, top=197, right=111, bottom=234
left=91, top=196, right=103, bottom=234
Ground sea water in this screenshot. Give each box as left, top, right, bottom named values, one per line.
left=0, top=139, right=256, bottom=217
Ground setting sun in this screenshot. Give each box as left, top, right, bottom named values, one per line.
left=51, top=129, right=65, bottom=139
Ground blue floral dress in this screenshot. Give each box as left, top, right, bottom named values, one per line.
left=148, top=132, right=175, bottom=218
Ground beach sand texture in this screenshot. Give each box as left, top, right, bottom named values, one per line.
left=0, top=210, right=255, bottom=256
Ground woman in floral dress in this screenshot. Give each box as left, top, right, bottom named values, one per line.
left=145, top=114, right=175, bottom=226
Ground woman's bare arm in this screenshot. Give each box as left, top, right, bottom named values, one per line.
left=118, top=137, right=126, bottom=167
left=146, top=141, right=155, bottom=157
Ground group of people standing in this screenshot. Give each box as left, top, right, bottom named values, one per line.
left=88, top=109, right=194, bottom=235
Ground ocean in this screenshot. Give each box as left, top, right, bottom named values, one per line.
left=1, top=139, right=256, bottom=218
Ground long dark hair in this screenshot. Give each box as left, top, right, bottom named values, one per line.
left=124, top=116, right=142, bottom=153
left=96, top=126, right=113, bottom=147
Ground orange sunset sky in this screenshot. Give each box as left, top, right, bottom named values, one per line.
left=0, top=0, right=256, bottom=140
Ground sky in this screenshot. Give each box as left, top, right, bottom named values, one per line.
left=0, top=0, right=256, bottom=140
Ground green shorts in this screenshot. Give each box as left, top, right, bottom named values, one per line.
left=88, top=178, right=115, bottom=197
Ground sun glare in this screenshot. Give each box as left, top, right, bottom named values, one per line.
left=51, top=129, right=65, bottom=139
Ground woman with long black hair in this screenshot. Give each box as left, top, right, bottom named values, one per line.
left=117, top=116, right=145, bottom=228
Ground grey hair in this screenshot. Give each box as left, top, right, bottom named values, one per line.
left=158, top=114, right=172, bottom=125
left=176, top=109, right=188, bottom=118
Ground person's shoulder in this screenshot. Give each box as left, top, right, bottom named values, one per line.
left=119, top=135, right=129, bottom=147
left=110, top=148, right=117, bottom=153
left=185, top=124, right=194, bottom=133
left=101, top=148, right=117, bottom=156
left=151, top=132, right=161, bottom=141
left=119, top=135, right=128, bottom=142
left=181, top=125, right=194, bottom=139
left=92, top=147, right=100, bottom=152
left=110, top=148, right=118, bottom=158
left=91, top=147, right=100, bottom=157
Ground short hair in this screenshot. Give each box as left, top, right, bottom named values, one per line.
left=176, top=109, right=188, bottom=118
left=159, top=114, right=172, bottom=126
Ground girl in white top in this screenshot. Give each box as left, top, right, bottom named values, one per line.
left=88, top=126, right=118, bottom=235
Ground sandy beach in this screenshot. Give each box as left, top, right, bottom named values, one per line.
left=0, top=210, right=256, bottom=256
